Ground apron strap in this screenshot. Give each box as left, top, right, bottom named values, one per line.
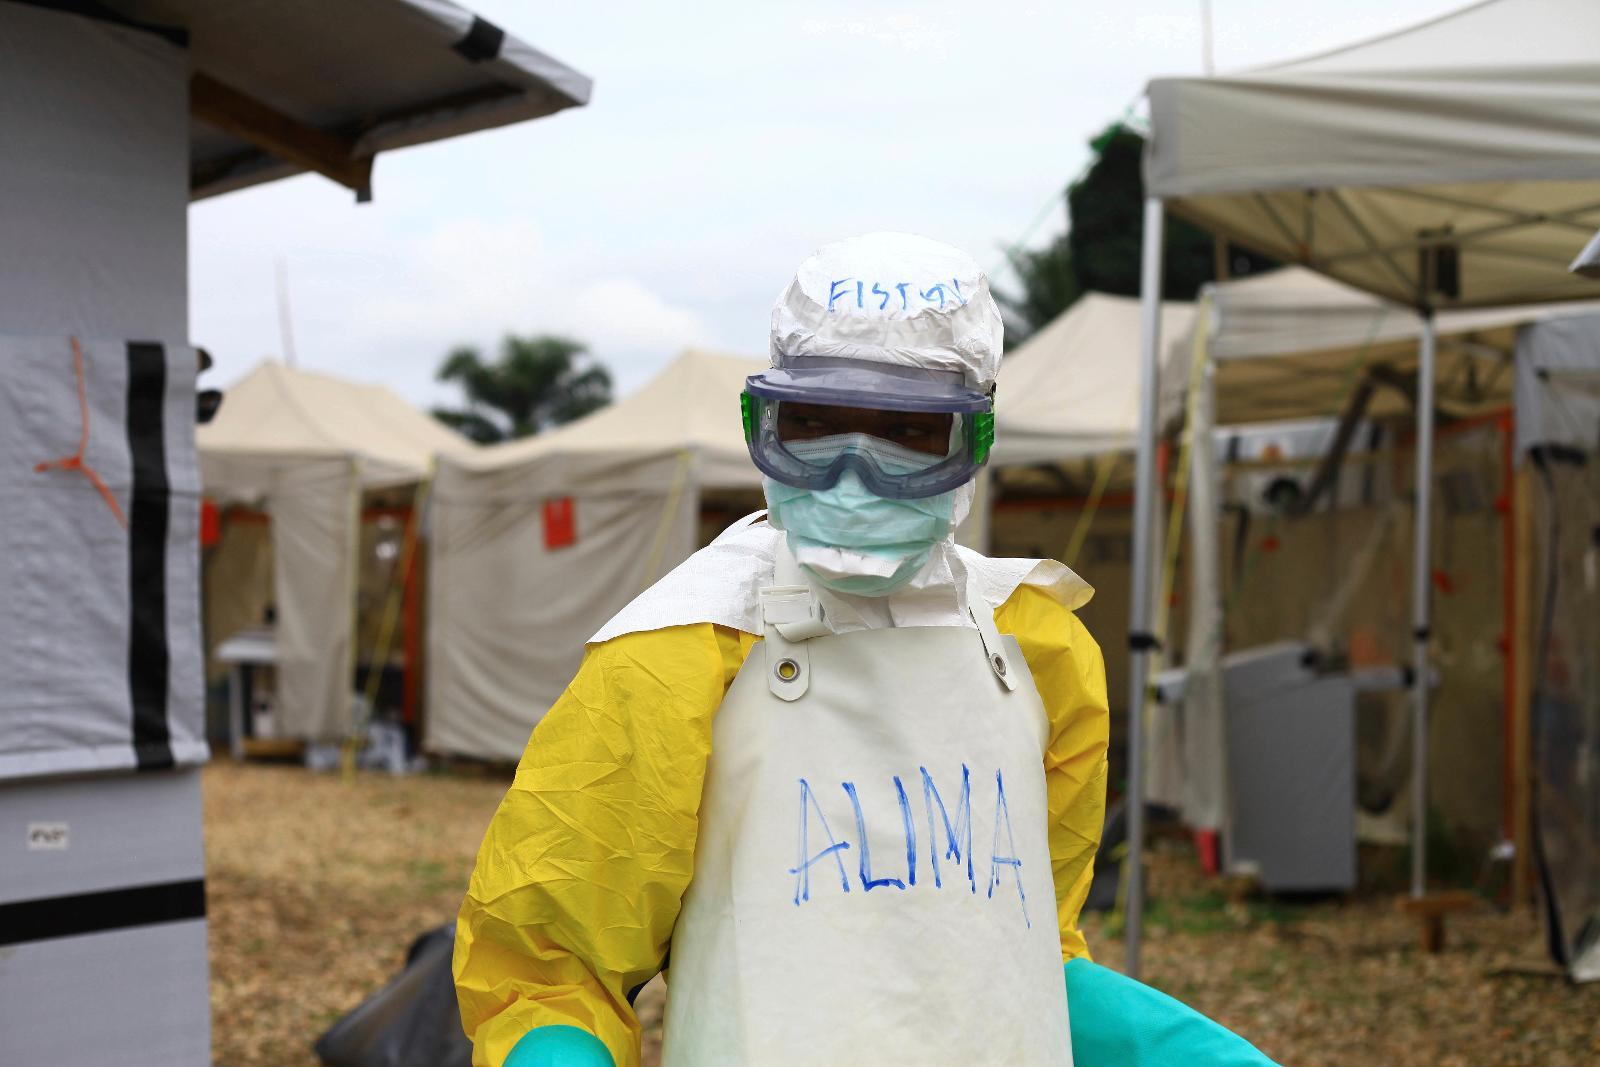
left=759, top=544, right=1014, bottom=697
left=965, top=569, right=1018, bottom=691
left=759, top=542, right=830, bottom=701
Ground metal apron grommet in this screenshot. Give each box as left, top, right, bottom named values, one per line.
left=965, top=570, right=1018, bottom=692
left=775, top=658, right=801, bottom=682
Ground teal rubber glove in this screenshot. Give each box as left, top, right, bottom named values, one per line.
left=1064, top=958, right=1278, bottom=1065
left=503, top=1026, right=616, bottom=1067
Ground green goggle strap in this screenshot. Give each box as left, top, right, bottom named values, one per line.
left=970, top=410, right=995, bottom=465
left=740, top=391, right=759, bottom=443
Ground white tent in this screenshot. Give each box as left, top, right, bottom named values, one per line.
left=199, top=361, right=473, bottom=741
left=425, top=348, right=763, bottom=761
left=1124, top=0, right=1600, bottom=974
left=994, top=293, right=1195, bottom=465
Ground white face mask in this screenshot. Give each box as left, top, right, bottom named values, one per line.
left=763, top=467, right=959, bottom=597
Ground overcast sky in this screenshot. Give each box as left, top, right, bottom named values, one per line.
left=190, top=0, right=1465, bottom=409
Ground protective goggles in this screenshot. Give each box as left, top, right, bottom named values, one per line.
left=741, top=358, right=994, bottom=499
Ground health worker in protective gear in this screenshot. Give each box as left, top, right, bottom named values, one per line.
left=454, top=233, right=1276, bottom=1067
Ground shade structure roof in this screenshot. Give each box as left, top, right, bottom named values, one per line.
left=94, top=0, right=591, bottom=200
left=1162, top=266, right=1600, bottom=426
left=1144, top=0, right=1600, bottom=309
left=447, top=348, right=767, bottom=489
left=994, top=293, right=1195, bottom=465
left=198, top=360, right=474, bottom=493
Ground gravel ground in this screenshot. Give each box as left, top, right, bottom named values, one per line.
left=204, top=762, right=1599, bottom=1066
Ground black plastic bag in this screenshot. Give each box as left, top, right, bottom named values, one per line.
left=315, top=924, right=473, bottom=1067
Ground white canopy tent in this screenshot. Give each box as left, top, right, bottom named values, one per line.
left=199, top=360, right=472, bottom=741
left=1161, top=268, right=1600, bottom=851
left=425, top=348, right=763, bottom=761
left=994, top=293, right=1195, bottom=465
left=1127, top=0, right=1600, bottom=975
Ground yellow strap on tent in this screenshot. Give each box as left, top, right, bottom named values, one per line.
left=638, top=449, right=694, bottom=593
left=1064, top=449, right=1119, bottom=569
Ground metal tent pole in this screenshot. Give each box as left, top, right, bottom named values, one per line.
left=1126, top=197, right=1166, bottom=977
left=1410, top=311, right=1438, bottom=898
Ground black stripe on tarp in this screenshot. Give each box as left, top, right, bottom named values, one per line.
left=0, top=879, right=205, bottom=947
left=127, top=341, right=174, bottom=771
left=452, top=16, right=504, bottom=62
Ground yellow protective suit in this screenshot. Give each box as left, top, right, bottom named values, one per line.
left=454, top=583, right=1109, bottom=1067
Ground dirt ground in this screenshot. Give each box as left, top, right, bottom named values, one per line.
left=204, top=761, right=1599, bottom=1066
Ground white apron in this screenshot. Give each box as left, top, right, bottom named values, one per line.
left=661, top=549, right=1074, bottom=1067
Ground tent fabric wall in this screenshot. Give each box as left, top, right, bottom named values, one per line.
left=426, top=449, right=696, bottom=760
left=1517, top=316, right=1600, bottom=981
left=268, top=459, right=362, bottom=742
left=199, top=362, right=471, bottom=741
left=1528, top=453, right=1600, bottom=982
left=0, top=336, right=206, bottom=780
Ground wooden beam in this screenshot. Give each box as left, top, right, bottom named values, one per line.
left=190, top=73, right=373, bottom=197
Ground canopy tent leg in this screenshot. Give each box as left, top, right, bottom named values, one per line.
left=1184, top=296, right=1226, bottom=836
left=1126, top=197, right=1166, bottom=977
left=1411, top=312, right=1438, bottom=898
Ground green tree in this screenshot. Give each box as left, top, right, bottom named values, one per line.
left=994, top=233, right=1082, bottom=347
left=997, top=124, right=1275, bottom=346
left=432, top=334, right=612, bottom=444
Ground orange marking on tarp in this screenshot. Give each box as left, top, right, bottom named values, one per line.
left=32, top=336, right=128, bottom=529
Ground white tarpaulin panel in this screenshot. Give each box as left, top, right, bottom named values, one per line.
left=0, top=4, right=187, bottom=343
left=426, top=449, right=696, bottom=760
left=993, top=294, right=1194, bottom=465
left=1145, top=0, right=1600, bottom=309
left=0, top=336, right=205, bottom=780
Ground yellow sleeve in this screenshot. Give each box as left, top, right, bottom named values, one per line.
left=453, top=623, right=755, bottom=1067
left=994, top=584, right=1110, bottom=963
